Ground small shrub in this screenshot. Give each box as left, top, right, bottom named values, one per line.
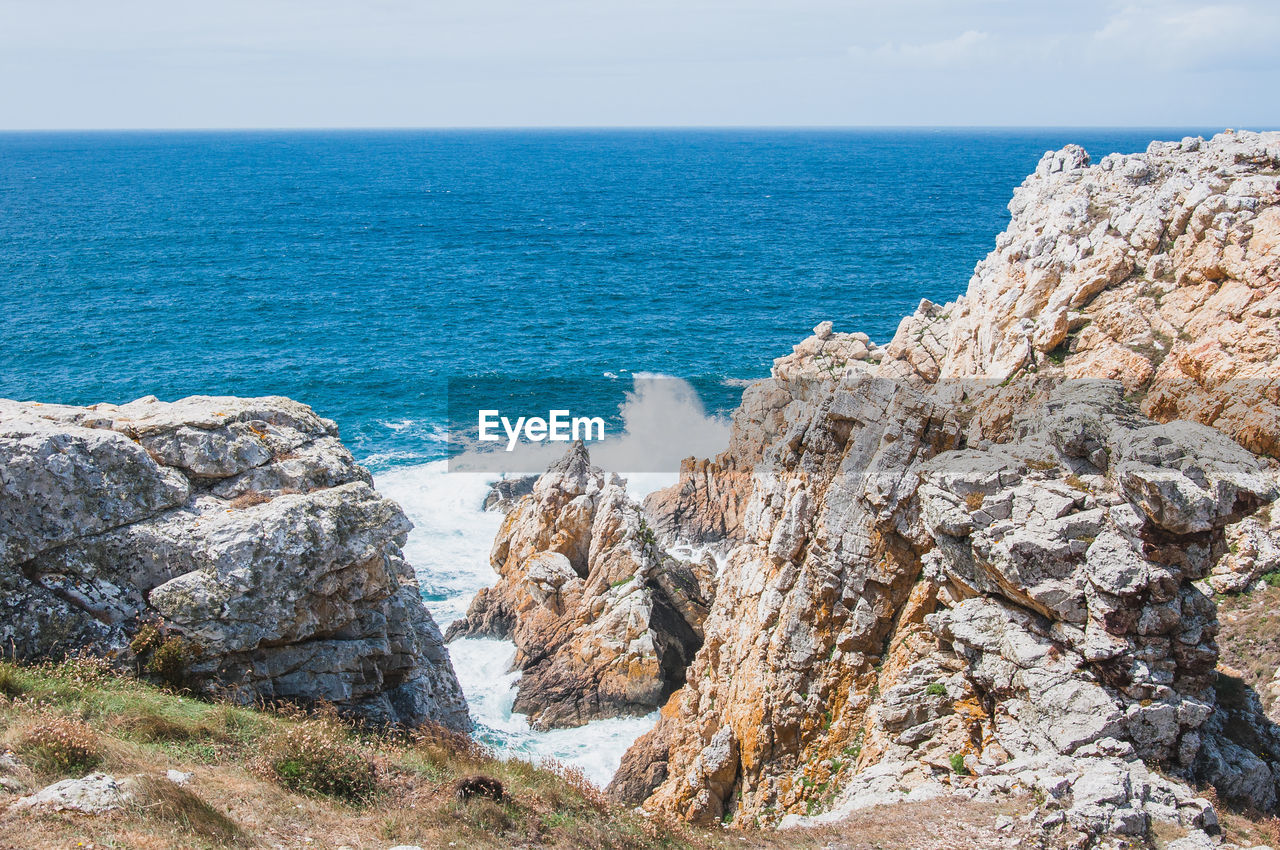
left=129, top=620, right=164, bottom=656
left=949, top=752, right=968, bottom=775
left=1262, top=572, right=1280, bottom=588
left=0, top=662, right=28, bottom=698
left=637, top=516, right=659, bottom=549
left=256, top=724, right=376, bottom=801
left=963, top=492, right=985, bottom=511
left=925, top=682, right=947, bottom=697
left=147, top=635, right=193, bottom=688
left=454, top=774, right=506, bottom=802
left=17, top=715, right=103, bottom=777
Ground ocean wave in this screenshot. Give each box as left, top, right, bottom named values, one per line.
left=375, top=459, right=659, bottom=786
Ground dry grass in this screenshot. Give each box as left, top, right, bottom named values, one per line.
left=227, top=491, right=272, bottom=510
left=0, top=658, right=1081, bottom=850
left=9, top=714, right=103, bottom=780
left=1216, top=582, right=1280, bottom=711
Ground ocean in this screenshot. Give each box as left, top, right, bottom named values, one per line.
left=0, top=127, right=1213, bottom=782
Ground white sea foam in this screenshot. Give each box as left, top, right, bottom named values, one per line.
left=373, top=373, right=731, bottom=785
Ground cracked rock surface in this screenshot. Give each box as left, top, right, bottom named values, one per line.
left=0, top=395, right=469, bottom=730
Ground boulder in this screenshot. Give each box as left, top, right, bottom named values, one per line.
left=0, top=396, right=469, bottom=730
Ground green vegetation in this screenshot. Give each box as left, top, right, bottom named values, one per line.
left=0, top=656, right=862, bottom=849
left=949, top=753, right=968, bottom=775
left=925, top=682, right=947, bottom=697
left=256, top=721, right=376, bottom=801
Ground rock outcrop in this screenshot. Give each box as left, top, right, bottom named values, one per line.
left=0, top=395, right=469, bottom=730
left=879, top=130, right=1280, bottom=456
left=448, top=442, right=713, bottom=729
left=599, top=131, right=1280, bottom=844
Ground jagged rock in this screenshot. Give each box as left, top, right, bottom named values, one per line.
left=615, top=376, right=1280, bottom=827
left=877, top=131, right=1280, bottom=457
left=448, top=442, right=713, bottom=729
left=621, top=373, right=964, bottom=824
left=10, top=773, right=134, bottom=814
left=482, top=475, right=537, bottom=514
left=1210, top=507, right=1280, bottom=593
left=643, top=380, right=794, bottom=548
left=771, top=326, right=883, bottom=384
left=0, top=396, right=469, bottom=730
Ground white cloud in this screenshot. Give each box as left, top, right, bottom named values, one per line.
left=847, top=29, right=991, bottom=69
left=1092, top=1, right=1280, bottom=71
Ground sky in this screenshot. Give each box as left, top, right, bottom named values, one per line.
left=1, top=0, right=1278, bottom=129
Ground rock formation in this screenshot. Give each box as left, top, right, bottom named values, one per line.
left=447, top=442, right=713, bottom=729
left=878, top=130, right=1280, bottom=456
left=0, top=395, right=469, bottom=730
left=599, top=131, right=1280, bottom=846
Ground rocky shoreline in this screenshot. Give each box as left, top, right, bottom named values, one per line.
left=2, top=129, right=1278, bottom=848
left=455, top=130, right=1280, bottom=848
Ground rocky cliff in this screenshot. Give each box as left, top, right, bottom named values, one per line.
left=475, top=131, right=1280, bottom=846
left=447, top=443, right=713, bottom=729
left=0, top=395, right=469, bottom=730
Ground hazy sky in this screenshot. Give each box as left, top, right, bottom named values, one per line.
left=2, top=0, right=1277, bottom=129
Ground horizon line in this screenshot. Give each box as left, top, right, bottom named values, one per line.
left=0, top=123, right=1259, bottom=134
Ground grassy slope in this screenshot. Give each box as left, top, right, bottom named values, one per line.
left=29, top=654, right=1280, bottom=849
left=1217, top=581, right=1280, bottom=714
left=0, top=659, right=1039, bottom=850
left=0, top=658, right=724, bottom=850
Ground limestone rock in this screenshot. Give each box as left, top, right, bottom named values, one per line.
left=1210, top=507, right=1280, bottom=593
left=877, top=131, right=1280, bottom=456
left=482, top=475, right=537, bottom=514
left=11, top=773, right=134, bottom=814
left=448, top=443, right=713, bottom=729
left=0, top=396, right=468, bottom=730
left=623, top=373, right=964, bottom=824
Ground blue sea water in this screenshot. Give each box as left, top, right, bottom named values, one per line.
left=0, top=127, right=1215, bottom=468
left=0, top=127, right=1216, bottom=780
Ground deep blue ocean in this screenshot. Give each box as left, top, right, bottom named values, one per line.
left=0, top=128, right=1215, bottom=470
left=1, top=127, right=1219, bottom=778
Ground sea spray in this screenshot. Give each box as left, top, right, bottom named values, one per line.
left=375, top=374, right=732, bottom=784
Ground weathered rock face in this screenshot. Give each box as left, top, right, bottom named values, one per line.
left=626, top=373, right=964, bottom=823
left=920, top=383, right=1279, bottom=799
left=607, top=132, right=1280, bottom=838
left=623, top=375, right=1280, bottom=832
left=879, top=130, right=1280, bottom=456
left=447, top=442, right=713, bottom=729
left=643, top=380, right=793, bottom=549
left=0, top=396, right=469, bottom=731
